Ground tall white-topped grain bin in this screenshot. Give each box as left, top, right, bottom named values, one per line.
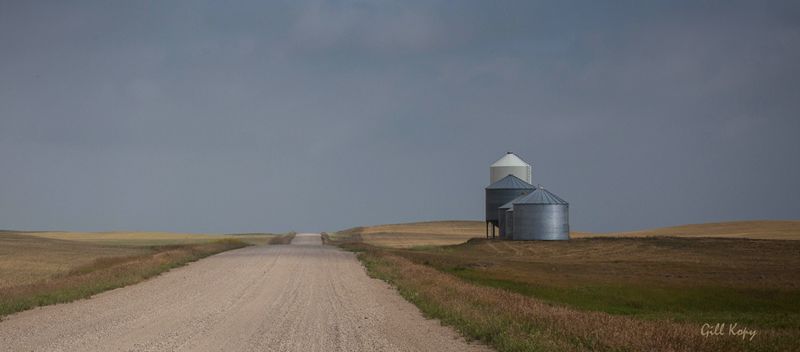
left=490, top=152, right=532, bottom=184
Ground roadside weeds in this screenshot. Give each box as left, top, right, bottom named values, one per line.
left=0, top=239, right=249, bottom=318
left=352, top=244, right=798, bottom=352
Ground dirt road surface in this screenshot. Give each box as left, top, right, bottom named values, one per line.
left=0, top=233, right=488, bottom=352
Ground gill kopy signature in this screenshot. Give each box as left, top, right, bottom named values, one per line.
left=701, top=323, right=757, bottom=341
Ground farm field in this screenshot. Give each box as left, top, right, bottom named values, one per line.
left=20, top=230, right=283, bottom=246
left=0, top=230, right=292, bottom=317
left=0, top=230, right=284, bottom=288
left=334, top=220, right=800, bottom=248
left=579, top=220, right=800, bottom=240
left=331, top=221, right=486, bottom=248
left=330, top=220, right=800, bottom=351
left=0, top=232, right=147, bottom=288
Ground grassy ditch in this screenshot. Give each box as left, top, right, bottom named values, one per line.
left=0, top=239, right=248, bottom=318
left=342, top=240, right=800, bottom=352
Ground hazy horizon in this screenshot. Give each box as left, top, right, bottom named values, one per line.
left=2, top=1, right=799, bottom=234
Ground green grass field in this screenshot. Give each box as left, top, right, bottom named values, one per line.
left=398, top=237, right=800, bottom=327
left=329, top=220, right=800, bottom=351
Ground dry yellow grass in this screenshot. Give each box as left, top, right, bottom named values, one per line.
left=579, top=220, right=800, bottom=240
left=22, top=230, right=285, bottom=247
left=339, top=220, right=800, bottom=248
left=0, top=238, right=248, bottom=317
left=338, top=221, right=485, bottom=248
left=0, top=232, right=147, bottom=288
left=356, top=221, right=487, bottom=236
left=0, top=230, right=285, bottom=289
left=28, top=231, right=223, bottom=246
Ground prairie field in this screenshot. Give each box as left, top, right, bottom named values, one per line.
left=0, top=230, right=292, bottom=317
left=0, top=230, right=283, bottom=288
left=578, top=220, right=800, bottom=240
left=26, top=231, right=218, bottom=245
left=0, top=232, right=149, bottom=288
left=335, top=220, right=800, bottom=248
left=330, top=220, right=800, bottom=351
left=332, top=221, right=486, bottom=248
left=25, top=231, right=282, bottom=246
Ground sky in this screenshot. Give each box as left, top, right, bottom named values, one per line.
left=1, top=0, right=799, bottom=234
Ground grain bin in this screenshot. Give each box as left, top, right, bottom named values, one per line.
left=490, top=152, right=532, bottom=184
left=486, top=175, right=535, bottom=223
left=505, top=208, right=515, bottom=239
left=512, top=186, right=569, bottom=240
left=485, top=175, right=535, bottom=237
left=497, top=199, right=518, bottom=239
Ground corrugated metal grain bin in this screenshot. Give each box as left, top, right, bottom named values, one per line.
left=512, top=186, right=569, bottom=240
left=497, top=198, right=519, bottom=239
left=505, top=208, right=515, bottom=239
left=485, top=175, right=536, bottom=225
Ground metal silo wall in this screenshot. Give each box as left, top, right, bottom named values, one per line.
left=497, top=208, right=508, bottom=238
left=505, top=210, right=514, bottom=239
left=485, top=189, right=532, bottom=222
left=513, top=204, right=569, bottom=240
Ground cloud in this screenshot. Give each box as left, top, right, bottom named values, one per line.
left=0, top=0, right=798, bottom=233
left=289, top=1, right=447, bottom=53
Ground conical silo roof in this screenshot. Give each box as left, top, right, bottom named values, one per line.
left=491, top=152, right=529, bottom=167
left=486, top=175, right=535, bottom=190
left=512, top=186, right=568, bottom=205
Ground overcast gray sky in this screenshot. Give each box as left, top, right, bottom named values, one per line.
left=1, top=0, right=799, bottom=234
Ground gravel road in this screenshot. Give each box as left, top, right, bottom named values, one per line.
left=0, top=233, right=489, bottom=352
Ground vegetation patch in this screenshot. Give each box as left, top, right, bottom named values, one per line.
left=0, top=239, right=248, bottom=318
left=351, top=244, right=798, bottom=352
left=446, top=270, right=800, bottom=328
left=226, top=231, right=296, bottom=245
left=332, top=221, right=487, bottom=248
left=328, top=228, right=800, bottom=352
left=225, top=232, right=296, bottom=245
